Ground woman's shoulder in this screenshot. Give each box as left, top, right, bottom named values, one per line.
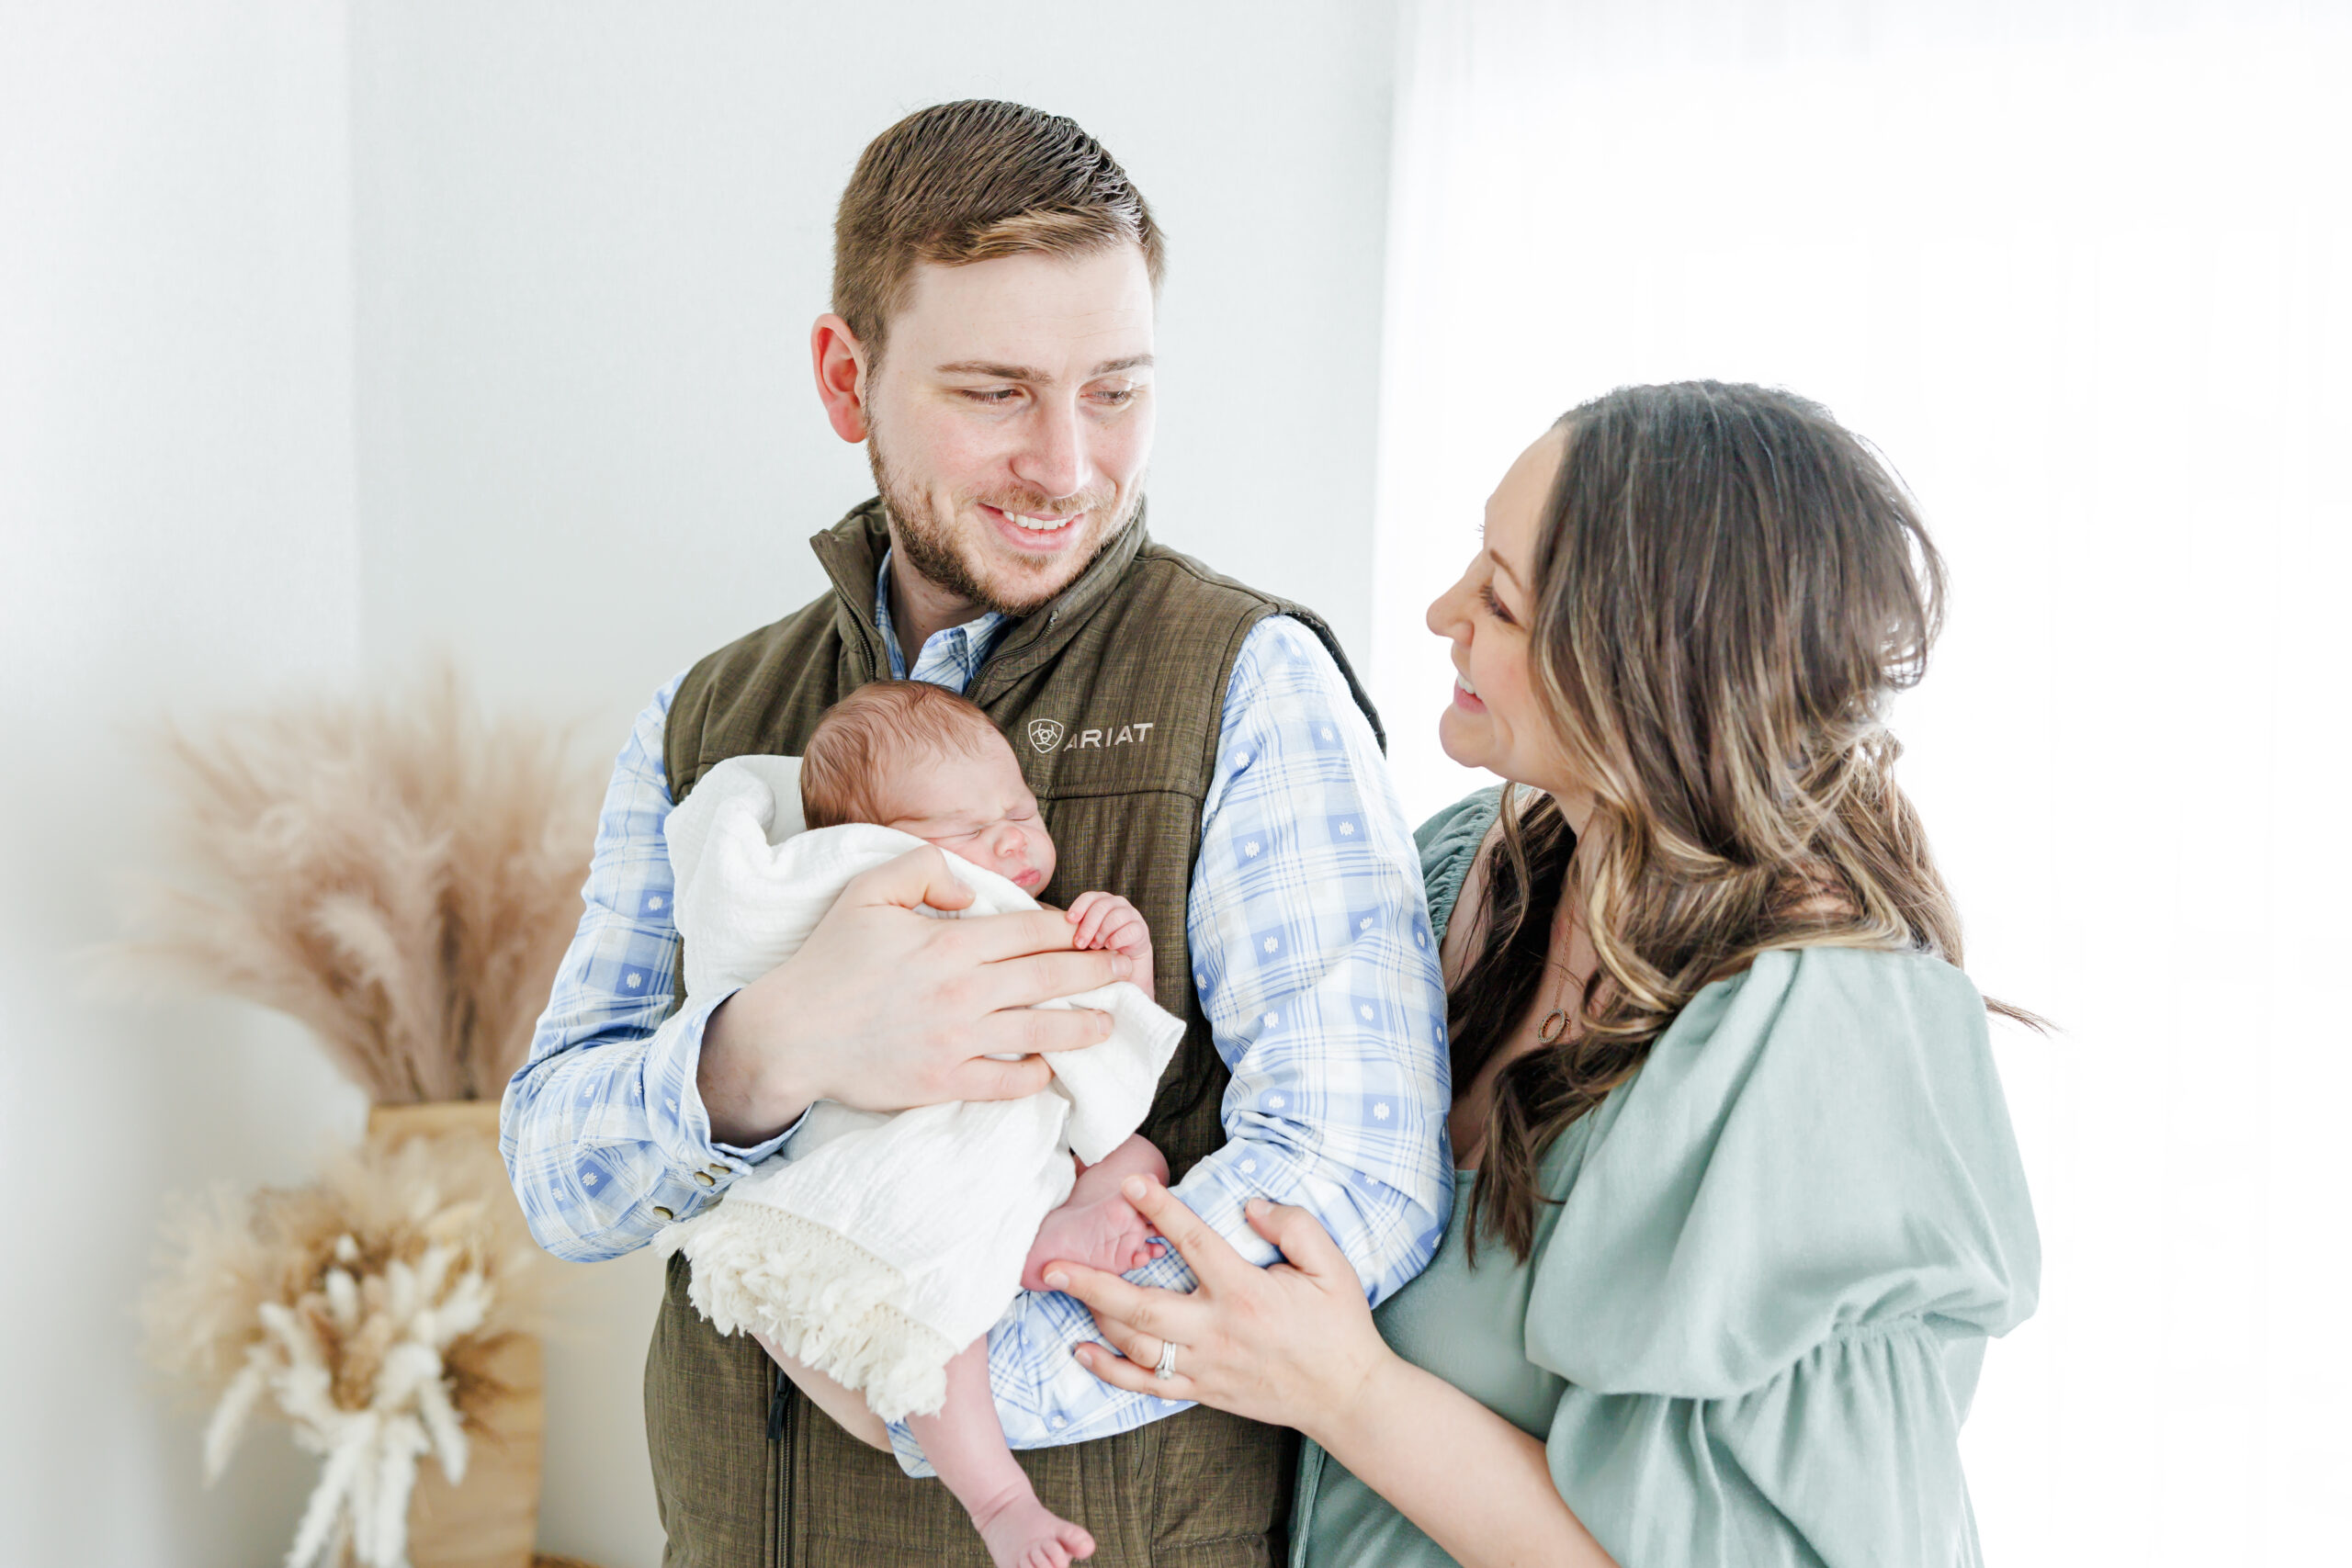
left=1625, top=944, right=2003, bottom=1097
left=1412, top=785, right=1505, bottom=942
left=1693, top=943, right=1996, bottom=1058
left=1523, top=945, right=2041, bottom=1399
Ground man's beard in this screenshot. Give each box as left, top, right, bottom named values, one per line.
left=868, top=427, right=1141, bottom=618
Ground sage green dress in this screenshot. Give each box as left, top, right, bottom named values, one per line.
left=1292, top=789, right=2040, bottom=1568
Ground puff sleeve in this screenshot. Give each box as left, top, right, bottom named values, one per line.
left=1527, top=948, right=2039, bottom=1568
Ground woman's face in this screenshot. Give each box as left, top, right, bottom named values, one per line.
left=1426, top=426, right=1585, bottom=799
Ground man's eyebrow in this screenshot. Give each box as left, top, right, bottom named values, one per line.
left=932, top=354, right=1156, bottom=381
left=935, top=360, right=1046, bottom=381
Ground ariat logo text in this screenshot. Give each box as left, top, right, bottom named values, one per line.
left=1028, top=718, right=1155, bottom=754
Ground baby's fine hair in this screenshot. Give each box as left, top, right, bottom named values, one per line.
left=800, top=681, right=1006, bottom=829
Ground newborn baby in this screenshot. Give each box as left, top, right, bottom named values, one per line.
left=755, top=680, right=1170, bottom=1568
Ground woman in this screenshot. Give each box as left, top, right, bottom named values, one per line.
left=1046, top=381, right=2041, bottom=1567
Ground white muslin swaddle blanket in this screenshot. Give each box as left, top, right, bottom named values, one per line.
left=658, top=754, right=1184, bottom=1420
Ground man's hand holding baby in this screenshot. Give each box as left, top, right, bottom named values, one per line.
left=698, top=846, right=1128, bottom=1145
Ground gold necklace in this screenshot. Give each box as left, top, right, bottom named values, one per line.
left=1537, top=963, right=1576, bottom=1044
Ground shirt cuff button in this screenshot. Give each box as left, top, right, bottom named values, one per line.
left=693, top=1172, right=717, bottom=1187
left=652, top=1206, right=674, bottom=1221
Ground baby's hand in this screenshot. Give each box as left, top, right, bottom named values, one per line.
left=1065, top=891, right=1154, bottom=1002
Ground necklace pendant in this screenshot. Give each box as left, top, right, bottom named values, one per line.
left=1538, top=1009, right=1570, bottom=1044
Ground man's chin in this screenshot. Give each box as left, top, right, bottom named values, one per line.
left=968, top=517, right=1123, bottom=612
left=978, top=561, right=1089, bottom=615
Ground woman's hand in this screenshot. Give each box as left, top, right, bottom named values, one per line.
left=1043, top=1174, right=1399, bottom=1444
left=1056, top=1175, right=1613, bottom=1568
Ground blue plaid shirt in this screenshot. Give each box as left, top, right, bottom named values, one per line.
left=502, top=553, right=1452, bottom=1461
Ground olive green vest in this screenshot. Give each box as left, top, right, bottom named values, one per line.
left=646, top=498, right=1379, bottom=1568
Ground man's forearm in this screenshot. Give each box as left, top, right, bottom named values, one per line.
left=501, top=671, right=793, bottom=1258
left=503, top=981, right=792, bottom=1261
left=955, top=1142, right=1432, bottom=1457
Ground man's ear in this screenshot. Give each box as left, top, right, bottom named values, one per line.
left=810, top=313, right=872, bottom=443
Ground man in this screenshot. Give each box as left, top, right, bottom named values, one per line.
left=503, top=100, right=1450, bottom=1567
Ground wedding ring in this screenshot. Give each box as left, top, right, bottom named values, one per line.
left=1153, top=1338, right=1180, bottom=1381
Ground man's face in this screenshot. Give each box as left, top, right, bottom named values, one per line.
left=862, top=246, right=1156, bottom=615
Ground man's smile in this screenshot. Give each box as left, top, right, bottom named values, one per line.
left=980, top=502, right=1090, bottom=552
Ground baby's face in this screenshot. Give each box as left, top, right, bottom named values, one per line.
left=879, top=729, right=1057, bottom=895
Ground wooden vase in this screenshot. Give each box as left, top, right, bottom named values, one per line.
left=368, top=1100, right=544, bottom=1568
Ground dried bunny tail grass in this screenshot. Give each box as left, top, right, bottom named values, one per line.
left=143, top=1130, right=544, bottom=1412
left=144, top=1183, right=286, bottom=1399
left=144, top=1132, right=545, bottom=1568
left=111, top=661, right=598, bottom=1103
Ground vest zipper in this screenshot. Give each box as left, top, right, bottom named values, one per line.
left=768, top=1359, right=793, bottom=1568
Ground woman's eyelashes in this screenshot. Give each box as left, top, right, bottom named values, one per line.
left=1477, top=581, right=1518, bottom=626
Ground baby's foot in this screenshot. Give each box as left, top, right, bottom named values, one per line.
left=1022, top=1194, right=1162, bottom=1292
left=972, top=1491, right=1096, bottom=1568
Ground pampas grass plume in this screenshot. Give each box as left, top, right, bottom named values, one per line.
left=119, top=662, right=598, bottom=1102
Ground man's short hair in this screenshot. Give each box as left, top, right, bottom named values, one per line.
left=833, top=99, right=1165, bottom=357
left=800, top=681, right=1004, bottom=829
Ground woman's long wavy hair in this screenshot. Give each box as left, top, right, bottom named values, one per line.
left=1453, top=380, right=2034, bottom=1262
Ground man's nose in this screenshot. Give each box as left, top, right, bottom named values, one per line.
left=1011, top=396, right=1088, bottom=502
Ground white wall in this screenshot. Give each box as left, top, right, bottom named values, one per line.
left=347, top=0, right=1399, bottom=743
left=3, top=5, right=1399, bottom=1564
left=0, top=3, right=368, bottom=1564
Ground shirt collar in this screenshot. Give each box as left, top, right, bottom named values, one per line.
left=873, top=548, right=1010, bottom=686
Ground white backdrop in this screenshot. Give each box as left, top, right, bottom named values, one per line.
left=0, top=5, right=371, bottom=1564
left=346, top=0, right=1398, bottom=731
left=1371, top=3, right=2352, bottom=1564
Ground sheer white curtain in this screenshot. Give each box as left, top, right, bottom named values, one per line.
left=1371, top=3, right=2351, bottom=1562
